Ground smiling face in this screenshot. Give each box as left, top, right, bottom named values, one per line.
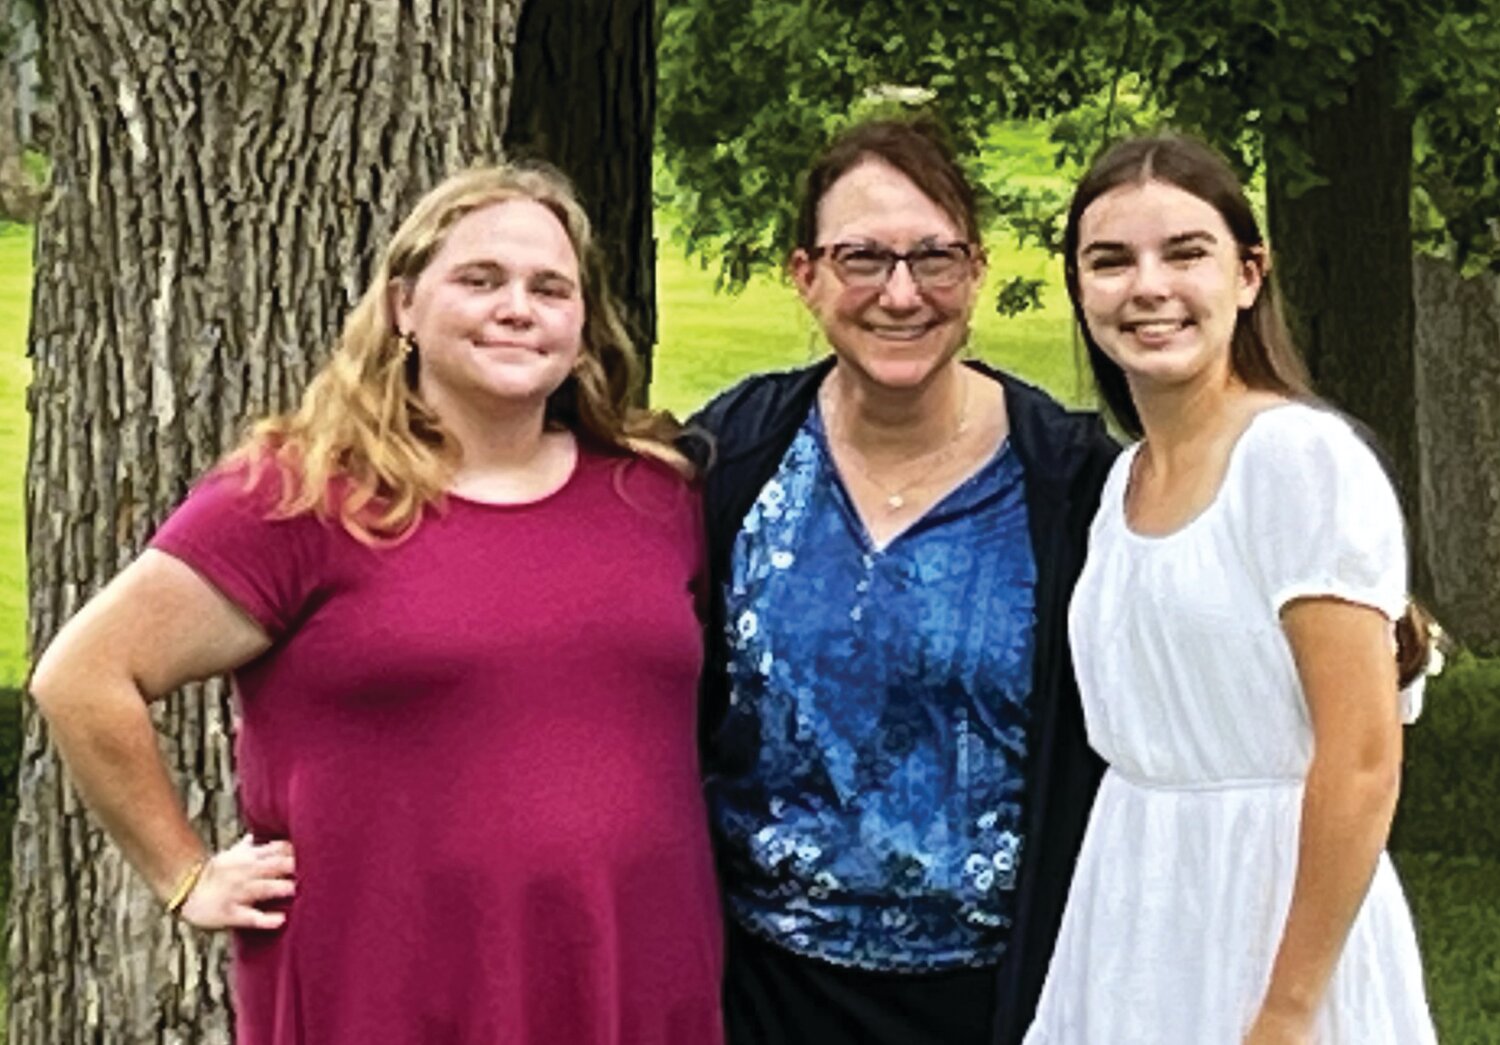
left=1074, top=179, right=1262, bottom=395
left=790, top=158, right=983, bottom=391
left=393, top=198, right=585, bottom=426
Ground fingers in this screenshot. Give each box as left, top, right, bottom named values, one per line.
left=248, top=838, right=296, bottom=879
left=242, top=875, right=297, bottom=904
left=225, top=903, right=287, bottom=931
left=177, top=834, right=297, bottom=932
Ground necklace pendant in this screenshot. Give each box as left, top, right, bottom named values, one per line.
left=886, top=493, right=905, bottom=510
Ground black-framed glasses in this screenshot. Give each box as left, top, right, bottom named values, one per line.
left=808, top=241, right=978, bottom=289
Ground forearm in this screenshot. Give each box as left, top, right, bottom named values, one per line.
left=34, top=677, right=208, bottom=902
left=30, top=551, right=288, bottom=928
left=1260, top=749, right=1401, bottom=1019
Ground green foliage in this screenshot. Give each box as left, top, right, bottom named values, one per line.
left=659, top=0, right=1500, bottom=281
left=1408, top=8, right=1500, bottom=271
left=1391, top=651, right=1500, bottom=859
left=657, top=0, right=1131, bottom=287
left=20, top=149, right=49, bottom=188
left=1133, top=0, right=1500, bottom=267
left=1393, top=850, right=1500, bottom=1042
left=993, top=276, right=1046, bottom=318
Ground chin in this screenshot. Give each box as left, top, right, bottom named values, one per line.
left=857, top=359, right=947, bottom=392
left=1121, top=356, right=1220, bottom=394
left=480, top=360, right=572, bottom=393
left=843, top=341, right=963, bottom=391
left=472, top=377, right=568, bottom=406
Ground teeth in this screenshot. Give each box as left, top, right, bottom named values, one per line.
left=1130, top=321, right=1185, bottom=335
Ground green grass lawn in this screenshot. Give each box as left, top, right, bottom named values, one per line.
left=652, top=227, right=1091, bottom=419
left=0, top=227, right=29, bottom=690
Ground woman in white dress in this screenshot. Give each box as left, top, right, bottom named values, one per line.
left=1023, top=134, right=1437, bottom=1044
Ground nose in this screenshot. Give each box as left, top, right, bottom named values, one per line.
left=878, top=258, right=923, bottom=310
left=496, top=281, right=535, bottom=324
left=1129, top=254, right=1170, bottom=302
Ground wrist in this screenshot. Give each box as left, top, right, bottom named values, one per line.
left=1259, top=987, right=1318, bottom=1027
left=162, top=853, right=210, bottom=914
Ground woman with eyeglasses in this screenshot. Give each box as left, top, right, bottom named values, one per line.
left=683, top=118, right=1119, bottom=1045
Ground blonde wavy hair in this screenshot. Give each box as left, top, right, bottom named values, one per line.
left=228, top=163, right=688, bottom=544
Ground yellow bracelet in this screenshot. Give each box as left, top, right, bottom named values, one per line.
left=165, top=857, right=208, bottom=915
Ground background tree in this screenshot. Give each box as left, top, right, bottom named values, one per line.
left=5, top=2, right=531, bottom=1040
left=1413, top=255, right=1500, bottom=655
left=0, top=0, right=45, bottom=221
left=660, top=1, right=1136, bottom=282
left=657, top=0, right=1500, bottom=642
left=504, top=0, right=659, bottom=374
left=1132, top=0, right=1500, bottom=623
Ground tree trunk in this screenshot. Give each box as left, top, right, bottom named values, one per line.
left=0, top=0, right=42, bottom=220
left=8, top=2, right=522, bottom=1041
left=1265, top=38, right=1422, bottom=582
left=1413, top=254, right=1500, bottom=652
left=503, top=0, right=658, bottom=386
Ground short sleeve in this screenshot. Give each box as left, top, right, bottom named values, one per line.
left=149, top=464, right=336, bottom=638
left=1232, top=407, right=1408, bottom=621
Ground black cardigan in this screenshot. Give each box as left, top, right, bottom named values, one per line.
left=685, top=357, right=1119, bottom=1044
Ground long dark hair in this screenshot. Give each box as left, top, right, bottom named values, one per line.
left=1063, top=132, right=1432, bottom=688
left=1062, top=133, right=1311, bottom=439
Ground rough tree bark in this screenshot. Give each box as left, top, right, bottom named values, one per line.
left=503, top=0, right=658, bottom=381
left=1266, top=39, right=1422, bottom=576
left=0, top=0, right=42, bottom=220
left=8, top=1, right=523, bottom=1041
left=1413, top=255, right=1500, bottom=652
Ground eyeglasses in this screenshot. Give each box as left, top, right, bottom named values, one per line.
left=808, top=241, right=978, bottom=290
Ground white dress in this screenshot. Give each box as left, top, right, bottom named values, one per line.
left=1024, top=404, right=1436, bottom=1044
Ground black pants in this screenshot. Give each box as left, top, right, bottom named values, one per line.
left=723, top=921, right=1001, bottom=1045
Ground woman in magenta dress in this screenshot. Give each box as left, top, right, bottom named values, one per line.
left=30, top=165, right=724, bottom=1044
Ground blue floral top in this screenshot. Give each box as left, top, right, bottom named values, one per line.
left=708, top=404, right=1038, bottom=972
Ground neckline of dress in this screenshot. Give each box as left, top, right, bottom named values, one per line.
left=444, top=439, right=588, bottom=512
left=1115, top=400, right=1306, bottom=545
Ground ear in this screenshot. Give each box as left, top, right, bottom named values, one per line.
left=388, top=278, right=414, bottom=334
left=970, top=245, right=989, bottom=286
left=1237, top=246, right=1267, bottom=310
left=788, top=249, right=818, bottom=303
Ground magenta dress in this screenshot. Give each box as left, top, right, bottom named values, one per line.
left=151, top=447, right=724, bottom=1045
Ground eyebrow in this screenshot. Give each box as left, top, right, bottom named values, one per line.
left=1165, top=230, right=1219, bottom=247
left=451, top=259, right=578, bottom=287
left=837, top=235, right=960, bottom=248
left=1081, top=230, right=1219, bottom=255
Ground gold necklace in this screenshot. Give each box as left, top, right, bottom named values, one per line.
left=823, top=377, right=972, bottom=512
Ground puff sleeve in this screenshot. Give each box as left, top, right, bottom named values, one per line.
left=1232, top=406, right=1408, bottom=622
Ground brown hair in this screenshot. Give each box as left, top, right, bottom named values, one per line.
left=230, top=163, right=686, bottom=544
left=1062, top=133, right=1311, bottom=439
left=795, top=117, right=982, bottom=249
left=1395, top=602, right=1435, bottom=691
